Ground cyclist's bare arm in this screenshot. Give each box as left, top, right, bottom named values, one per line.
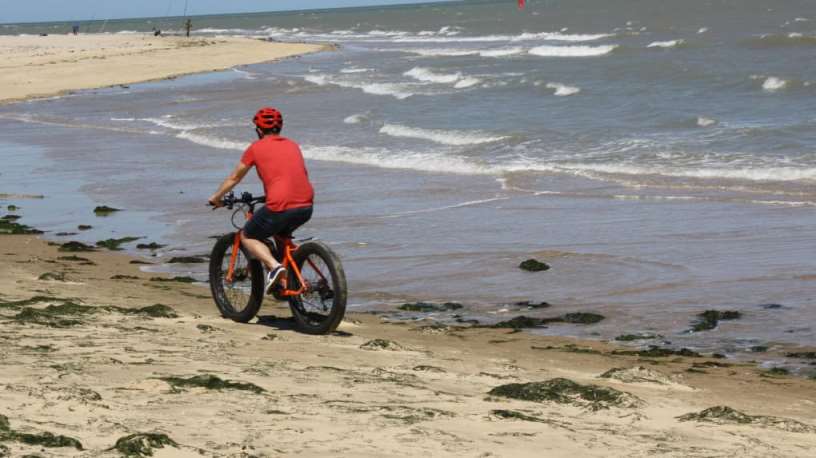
left=209, top=162, right=252, bottom=207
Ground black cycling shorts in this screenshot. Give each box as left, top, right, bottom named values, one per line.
left=242, top=205, right=312, bottom=240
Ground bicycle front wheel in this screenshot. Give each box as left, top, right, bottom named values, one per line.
left=288, top=241, right=347, bottom=334
left=209, top=232, right=264, bottom=323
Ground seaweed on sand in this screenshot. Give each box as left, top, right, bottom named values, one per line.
left=0, top=218, right=42, bottom=235
left=57, top=241, right=96, bottom=252
left=398, top=302, right=463, bottom=312
left=57, top=255, right=93, bottom=264
left=612, top=346, right=702, bottom=358
left=488, top=378, right=642, bottom=411
left=110, top=433, right=178, bottom=457
left=0, top=414, right=83, bottom=450
left=689, top=310, right=742, bottom=332
left=8, top=296, right=178, bottom=327
left=615, top=333, right=660, bottom=342
left=38, top=272, right=66, bottom=282
left=167, top=256, right=207, bottom=264
left=136, top=242, right=165, bottom=250
left=96, top=237, right=141, bottom=251
left=158, top=374, right=265, bottom=394
left=677, top=406, right=816, bottom=433
left=93, top=206, right=120, bottom=216
left=149, top=276, right=196, bottom=283
left=360, top=339, right=405, bottom=351
left=486, top=312, right=606, bottom=329
left=77, top=225, right=93, bottom=231
left=519, top=259, right=550, bottom=272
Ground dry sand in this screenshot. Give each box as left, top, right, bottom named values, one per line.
left=0, top=34, right=329, bottom=104
left=0, top=233, right=815, bottom=457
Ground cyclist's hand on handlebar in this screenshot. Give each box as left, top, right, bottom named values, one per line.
left=207, top=196, right=224, bottom=208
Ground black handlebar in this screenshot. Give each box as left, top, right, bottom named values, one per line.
left=210, top=191, right=265, bottom=210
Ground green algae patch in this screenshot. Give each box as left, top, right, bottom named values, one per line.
left=600, top=366, right=676, bottom=385
left=488, top=378, right=642, bottom=411
left=689, top=310, right=742, bottom=332
left=7, top=205, right=19, bottom=211
left=57, top=255, right=94, bottom=264
left=762, top=367, right=790, bottom=377
left=562, top=312, right=605, bottom=324
left=612, top=346, right=702, bottom=358
left=398, top=302, right=463, bottom=312
left=167, top=256, right=207, bottom=264
left=0, top=415, right=83, bottom=450
left=0, top=219, right=42, bottom=235
left=0, top=295, right=76, bottom=309
left=413, top=365, right=446, bottom=373
left=491, top=409, right=554, bottom=424
left=12, top=305, right=88, bottom=328
left=159, top=374, right=265, bottom=394
left=360, top=339, right=405, bottom=351
left=487, top=312, right=606, bottom=329
left=96, top=237, right=141, bottom=251
left=1, top=215, right=20, bottom=221
left=786, top=351, right=816, bottom=359
left=531, top=344, right=602, bottom=355
left=111, top=432, right=178, bottom=457
left=615, top=333, right=660, bottom=342
left=77, top=225, right=93, bottom=231
left=677, top=406, right=816, bottom=433
left=93, top=206, right=121, bottom=216
left=149, top=276, right=196, bottom=283
left=57, top=241, right=96, bottom=252
left=489, top=316, right=544, bottom=329
left=112, top=304, right=178, bottom=319
left=111, top=275, right=139, bottom=280
left=38, top=272, right=66, bottom=282
left=519, top=259, right=550, bottom=272
left=136, top=242, right=165, bottom=250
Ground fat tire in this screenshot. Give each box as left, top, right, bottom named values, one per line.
left=209, top=232, right=264, bottom=323
left=288, top=241, right=347, bottom=334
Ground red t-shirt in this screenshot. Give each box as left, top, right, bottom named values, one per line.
left=240, top=136, right=314, bottom=212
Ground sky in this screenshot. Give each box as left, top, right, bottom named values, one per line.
left=1, top=0, right=453, bottom=24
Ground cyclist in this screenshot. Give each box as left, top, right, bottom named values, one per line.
left=208, top=107, right=314, bottom=293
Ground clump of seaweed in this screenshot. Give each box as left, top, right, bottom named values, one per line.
left=360, top=339, right=405, bottom=351
left=615, top=333, right=660, bottom=342
left=0, top=218, right=42, bottom=235
left=398, top=302, right=463, bottom=312
left=531, top=344, right=602, bottom=355
left=38, top=272, right=67, bottom=282
left=57, top=241, right=96, bottom=252
left=77, top=224, right=93, bottom=231
left=487, top=312, right=606, bottom=329
left=167, top=256, right=207, bottom=264
left=159, top=374, right=265, bottom=394
left=136, top=242, right=165, bottom=250
left=763, top=367, right=790, bottom=377
left=0, top=414, right=83, bottom=450
left=7, top=296, right=178, bottom=327
left=786, top=351, right=816, bottom=359
left=519, top=259, right=550, bottom=272
left=599, top=366, right=676, bottom=385
left=149, top=276, right=196, bottom=283
left=677, top=406, right=816, bottom=433
left=114, top=304, right=178, bottom=319
left=110, top=433, right=178, bottom=457
left=96, top=237, right=141, bottom=251
left=612, top=346, right=702, bottom=358
left=93, top=206, right=121, bottom=216
left=413, top=365, right=446, bottom=373
left=488, top=378, right=642, bottom=411
left=57, top=255, right=94, bottom=265
left=689, top=310, right=742, bottom=332
left=111, top=275, right=139, bottom=280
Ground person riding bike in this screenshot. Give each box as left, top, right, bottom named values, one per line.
left=208, top=107, right=314, bottom=293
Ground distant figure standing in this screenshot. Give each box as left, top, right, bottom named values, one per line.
left=72, top=23, right=80, bottom=35
left=152, top=26, right=162, bottom=37
left=185, top=19, right=192, bottom=37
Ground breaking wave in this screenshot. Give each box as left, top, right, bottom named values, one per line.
left=762, top=77, right=788, bottom=92
left=546, top=83, right=581, bottom=96
left=529, top=44, right=618, bottom=57
left=379, top=123, right=509, bottom=146
left=304, top=74, right=415, bottom=99
left=647, top=39, right=685, bottom=48
left=403, top=67, right=482, bottom=89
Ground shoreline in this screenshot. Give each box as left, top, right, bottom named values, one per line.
left=1, top=222, right=815, bottom=455
left=0, top=33, right=332, bottom=105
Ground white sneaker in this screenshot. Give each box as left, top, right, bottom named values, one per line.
left=265, top=266, right=287, bottom=295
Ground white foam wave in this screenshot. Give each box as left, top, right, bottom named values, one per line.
left=340, top=67, right=371, bottom=73
left=696, top=117, right=717, bottom=127
left=479, top=47, right=525, bottom=57
left=392, top=31, right=612, bottom=44
left=304, top=74, right=415, bottom=99
left=529, top=44, right=618, bottom=57
left=140, top=117, right=226, bottom=131
left=404, top=67, right=461, bottom=84
left=176, top=131, right=248, bottom=151
left=762, top=77, right=788, bottom=92
left=546, top=83, right=581, bottom=96
left=392, top=47, right=524, bottom=58
left=379, top=123, right=508, bottom=146
left=647, top=39, right=685, bottom=48
left=344, top=113, right=368, bottom=124
left=454, top=77, right=482, bottom=89
left=302, top=145, right=493, bottom=175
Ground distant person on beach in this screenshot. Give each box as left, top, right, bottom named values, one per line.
left=72, top=23, right=80, bottom=35
left=185, top=19, right=192, bottom=37
left=208, top=108, right=314, bottom=293
left=152, top=27, right=162, bottom=37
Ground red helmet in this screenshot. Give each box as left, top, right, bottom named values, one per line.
left=253, top=107, right=283, bottom=131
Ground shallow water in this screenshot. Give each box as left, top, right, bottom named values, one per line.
left=1, top=0, right=815, bottom=362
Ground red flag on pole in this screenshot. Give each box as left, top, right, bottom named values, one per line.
left=518, top=0, right=526, bottom=9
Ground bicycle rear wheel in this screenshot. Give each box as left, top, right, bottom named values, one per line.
left=287, top=241, right=347, bottom=334
left=209, top=233, right=264, bottom=323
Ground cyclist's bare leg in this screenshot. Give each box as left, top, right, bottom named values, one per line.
left=241, top=237, right=279, bottom=271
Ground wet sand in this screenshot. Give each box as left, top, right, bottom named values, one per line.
left=0, top=233, right=815, bottom=456
left=0, top=34, right=330, bottom=104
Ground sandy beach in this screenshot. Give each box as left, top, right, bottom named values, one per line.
left=0, top=34, right=329, bottom=104
left=0, top=231, right=815, bottom=457
left=2, top=16, right=816, bottom=457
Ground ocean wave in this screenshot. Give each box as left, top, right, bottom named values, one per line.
left=546, top=83, right=581, bottom=96
left=302, top=145, right=494, bottom=175
left=392, top=31, right=612, bottom=44
left=403, top=67, right=482, bottom=89
left=762, top=77, right=788, bottom=92
left=744, top=33, right=816, bottom=48
left=139, top=117, right=229, bottom=131
left=647, top=39, right=685, bottom=48
left=529, top=44, right=618, bottom=57
left=391, top=46, right=525, bottom=58
left=696, top=117, right=718, bottom=127
left=176, top=131, right=249, bottom=151
left=344, top=113, right=368, bottom=124
left=304, top=74, right=415, bottom=99
left=340, top=67, right=371, bottom=73
left=379, top=123, right=509, bottom=146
